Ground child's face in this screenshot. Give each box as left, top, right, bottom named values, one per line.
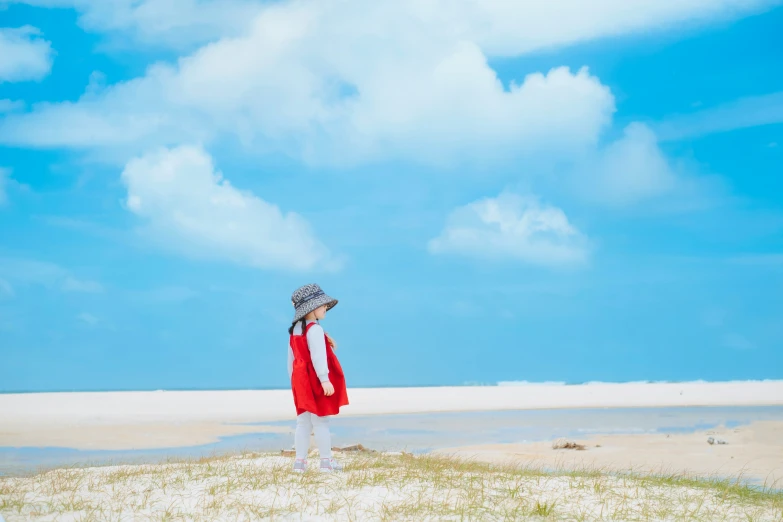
left=313, top=305, right=328, bottom=320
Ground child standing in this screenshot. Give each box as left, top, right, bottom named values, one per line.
left=287, top=283, right=349, bottom=473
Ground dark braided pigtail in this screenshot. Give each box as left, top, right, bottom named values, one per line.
left=288, top=318, right=308, bottom=335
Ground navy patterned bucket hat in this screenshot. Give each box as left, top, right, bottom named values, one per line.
left=291, top=283, right=338, bottom=323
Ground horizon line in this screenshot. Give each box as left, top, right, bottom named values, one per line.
left=3, top=378, right=782, bottom=395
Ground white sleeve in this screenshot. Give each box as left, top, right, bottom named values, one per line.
left=287, top=343, right=294, bottom=379
left=306, top=324, right=330, bottom=383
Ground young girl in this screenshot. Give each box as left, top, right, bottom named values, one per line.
left=287, top=283, right=349, bottom=473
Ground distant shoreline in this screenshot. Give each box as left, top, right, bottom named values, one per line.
left=2, top=378, right=782, bottom=395
left=1, top=381, right=782, bottom=451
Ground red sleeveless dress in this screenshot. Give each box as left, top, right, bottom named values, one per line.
left=290, top=322, right=349, bottom=417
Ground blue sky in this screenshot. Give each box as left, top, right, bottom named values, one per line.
left=1, top=1, right=782, bottom=392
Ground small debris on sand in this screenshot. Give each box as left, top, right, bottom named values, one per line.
left=281, top=443, right=378, bottom=457
left=707, top=437, right=728, bottom=445
left=332, top=444, right=377, bottom=453
left=552, top=438, right=587, bottom=450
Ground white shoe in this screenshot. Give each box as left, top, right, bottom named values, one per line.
left=293, top=459, right=306, bottom=473
left=319, top=458, right=343, bottom=473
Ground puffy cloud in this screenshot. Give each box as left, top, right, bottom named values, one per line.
left=0, top=26, right=54, bottom=82
left=120, top=145, right=337, bottom=271
left=429, top=193, right=588, bottom=265
left=0, top=99, right=25, bottom=113
left=0, top=0, right=773, bottom=166
left=0, top=50, right=614, bottom=167
left=565, top=122, right=729, bottom=209
left=582, top=123, right=678, bottom=205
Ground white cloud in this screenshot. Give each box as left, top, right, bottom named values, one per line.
left=0, top=99, right=25, bottom=113
left=656, top=91, right=783, bottom=141
left=0, top=257, right=103, bottom=292
left=0, top=167, right=8, bottom=206
left=577, top=123, right=678, bottom=206
left=120, top=145, right=337, bottom=271
left=723, top=333, right=755, bottom=351
left=5, top=0, right=774, bottom=52
left=0, top=59, right=614, bottom=167
left=0, top=26, right=54, bottom=83
left=465, top=0, right=777, bottom=56
left=3, top=0, right=263, bottom=49
left=562, top=122, right=732, bottom=210
left=0, top=0, right=773, bottom=166
left=0, top=167, right=33, bottom=206
left=428, top=192, right=588, bottom=265
left=0, top=278, right=14, bottom=298
left=77, top=312, right=99, bottom=325
left=727, top=253, right=783, bottom=266
left=62, top=276, right=104, bottom=293
left=129, top=286, right=198, bottom=303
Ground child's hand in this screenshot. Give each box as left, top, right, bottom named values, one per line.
left=326, top=334, right=337, bottom=350
left=322, top=381, right=335, bottom=396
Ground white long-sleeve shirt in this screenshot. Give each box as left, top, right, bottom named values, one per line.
left=287, top=321, right=330, bottom=383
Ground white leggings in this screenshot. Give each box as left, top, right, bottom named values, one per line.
left=295, top=412, right=332, bottom=460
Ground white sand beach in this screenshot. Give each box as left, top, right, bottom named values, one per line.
left=2, top=381, right=783, bottom=521
left=1, top=381, right=783, bottom=450
left=436, top=420, right=783, bottom=486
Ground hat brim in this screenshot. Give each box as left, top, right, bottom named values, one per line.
left=292, top=294, right=338, bottom=323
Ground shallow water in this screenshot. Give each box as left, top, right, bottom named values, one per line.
left=2, top=405, right=782, bottom=476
